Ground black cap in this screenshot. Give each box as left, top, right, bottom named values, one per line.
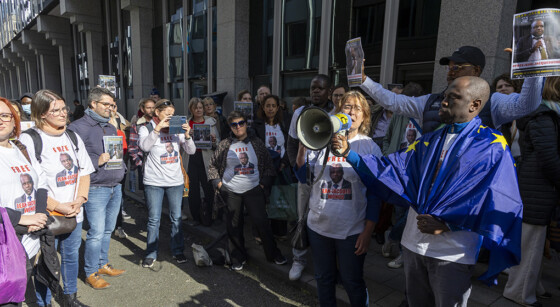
left=20, top=92, right=33, bottom=100
left=150, top=88, right=160, bottom=96
left=439, top=46, right=485, bottom=71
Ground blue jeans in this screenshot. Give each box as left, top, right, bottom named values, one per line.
left=83, top=185, right=122, bottom=277
left=389, top=206, right=408, bottom=243
left=144, top=185, right=184, bottom=259
left=308, top=227, right=369, bottom=307
left=35, top=222, right=83, bottom=305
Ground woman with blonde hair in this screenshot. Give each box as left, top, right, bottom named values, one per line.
left=0, top=96, right=49, bottom=306
left=295, top=91, right=381, bottom=306
left=186, top=97, right=219, bottom=225
left=203, top=97, right=228, bottom=139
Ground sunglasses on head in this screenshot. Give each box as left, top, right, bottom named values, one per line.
left=230, top=120, right=246, bottom=128
left=159, top=100, right=174, bottom=107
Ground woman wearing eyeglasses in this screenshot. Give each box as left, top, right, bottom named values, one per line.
left=138, top=99, right=196, bottom=268
left=295, top=91, right=382, bottom=306
left=18, top=90, right=95, bottom=307
left=0, top=97, right=50, bottom=307
left=208, top=111, right=287, bottom=270
left=186, top=97, right=219, bottom=226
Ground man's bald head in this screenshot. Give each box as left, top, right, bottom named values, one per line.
left=462, top=76, right=491, bottom=110
left=439, top=76, right=490, bottom=124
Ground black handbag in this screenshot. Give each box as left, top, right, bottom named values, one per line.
left=290, top=210, right=309, bottom=250
left=47, top=213, right=77, bottom=236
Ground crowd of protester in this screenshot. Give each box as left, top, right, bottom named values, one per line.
left=1, top=43, right=560, bottom=307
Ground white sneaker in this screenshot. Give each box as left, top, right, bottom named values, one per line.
left=121, top=209, right=131, bottom=220
left=387, top=254, right=403, bottom=269
left=115, top=227, right=128, bottom=238
left=381, top=241, right=393, bottom=258
left=289, top=262, right=305, bottom=281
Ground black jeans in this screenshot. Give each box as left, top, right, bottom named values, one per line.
left=188, top=151, right=214, bottom=225
left=220, top=185, right=281, bottom=263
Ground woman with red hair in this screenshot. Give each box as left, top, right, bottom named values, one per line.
left=0, top=97, right=48, bottom=306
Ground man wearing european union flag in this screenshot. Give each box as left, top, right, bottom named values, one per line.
left=334, top=76, right=523, bottom=307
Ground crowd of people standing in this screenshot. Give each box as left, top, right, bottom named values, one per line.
left=1, top=42, right=559, bottom=307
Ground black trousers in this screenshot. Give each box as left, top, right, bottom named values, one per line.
left=188, top=151, right=214, bottom=225
left=220, top=185, right=280, bottom=263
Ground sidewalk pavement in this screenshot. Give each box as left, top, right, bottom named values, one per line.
left=125, top=190, right=560, bottom=307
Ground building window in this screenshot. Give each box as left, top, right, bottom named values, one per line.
left=352, top=1, right=385, bottom=66
left=282, top=0, right=322, bottom=71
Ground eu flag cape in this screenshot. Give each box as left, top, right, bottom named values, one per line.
left=348, top=117, right=522, bottom=285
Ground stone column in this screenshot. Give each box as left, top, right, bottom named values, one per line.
left=61, top=0, right=103, bottom=90
left=21, top=30, right=62, bottom=94
left=11, top=40, right=39, bottom=93
left=432, top=0, right=517, bottom=91
left=121, top=0, right=154, bottom=101
left=3, top=47, right=28, bottom=95
left=37, top=15, right=76, bottom=101
left=216, top=0, right=250, bottom=115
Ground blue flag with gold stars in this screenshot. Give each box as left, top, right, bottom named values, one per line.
left=347, top=116, right=522, bottom=285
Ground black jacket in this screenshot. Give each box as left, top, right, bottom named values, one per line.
left=517, top=104, right=560, bottom=225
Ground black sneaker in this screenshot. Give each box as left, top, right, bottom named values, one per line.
left=537, top=292, right=552, bottom=299
left=274, top=255, right=287, bottom=265
left=142, top=258, right=155, bottom=268
left=174, top=254, right=187, bottom=264
left=231, top=260, right=246, bottom=271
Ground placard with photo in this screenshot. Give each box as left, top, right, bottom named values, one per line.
left=103, top=135, right=124, bottom=170
left=193, top=124, right=212, bottom=149
left=512, top=8, right=560, bottom=79
left=345, top=37, right=364, bottom=87
left=233, top=101, right=254, bottom=126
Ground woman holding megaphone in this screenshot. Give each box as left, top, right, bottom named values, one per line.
left=294, top=91, right=382, bottom=306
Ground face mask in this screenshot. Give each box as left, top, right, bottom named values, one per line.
left=22, top=104, right=31, bottom=115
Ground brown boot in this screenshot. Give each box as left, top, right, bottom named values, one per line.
left=85, top=273, right=110, bottom=290
left=97, top=263, right=125, bottom=277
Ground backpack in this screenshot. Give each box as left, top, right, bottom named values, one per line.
left=22, top=129, right=80, bottom=164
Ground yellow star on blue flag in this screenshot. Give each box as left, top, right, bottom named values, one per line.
left=491, top=133, right=508, bottom=150
left=406, top=140, right=420, bottom=153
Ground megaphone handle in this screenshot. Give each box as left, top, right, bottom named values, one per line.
left=331, top=131, right=350, bottom=157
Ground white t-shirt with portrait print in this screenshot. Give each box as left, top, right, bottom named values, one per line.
left=265, top=123, right=285, bottom=158
left=308, top=134, right=382, bottom=240
left=0, top=141, right=47, bottom=258
left=222, top=141, right=260, bottom=193
left=20, top=128, right=95, bottom=224
left=138, top=122, right=196, bottom=187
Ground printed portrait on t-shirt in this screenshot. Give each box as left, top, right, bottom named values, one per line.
left=267, top=136, right=282, bottom=154
left=160, top=141, right=179, bottom=164
left=320, top=163, right=352, bottom=200
left=234, top=152, right=255, bottom=175
left=56, top=153, right=79, bottom=187
left=14, top=173, right=36, bottom=214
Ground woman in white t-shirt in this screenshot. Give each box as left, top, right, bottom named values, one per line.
left=295, top=91, right=382, bottom=306
left=0, top=97, right=48, bottom=306
left=138, top=99, right=196, bottom=268
left=20, top=90, right=95, bottom=307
